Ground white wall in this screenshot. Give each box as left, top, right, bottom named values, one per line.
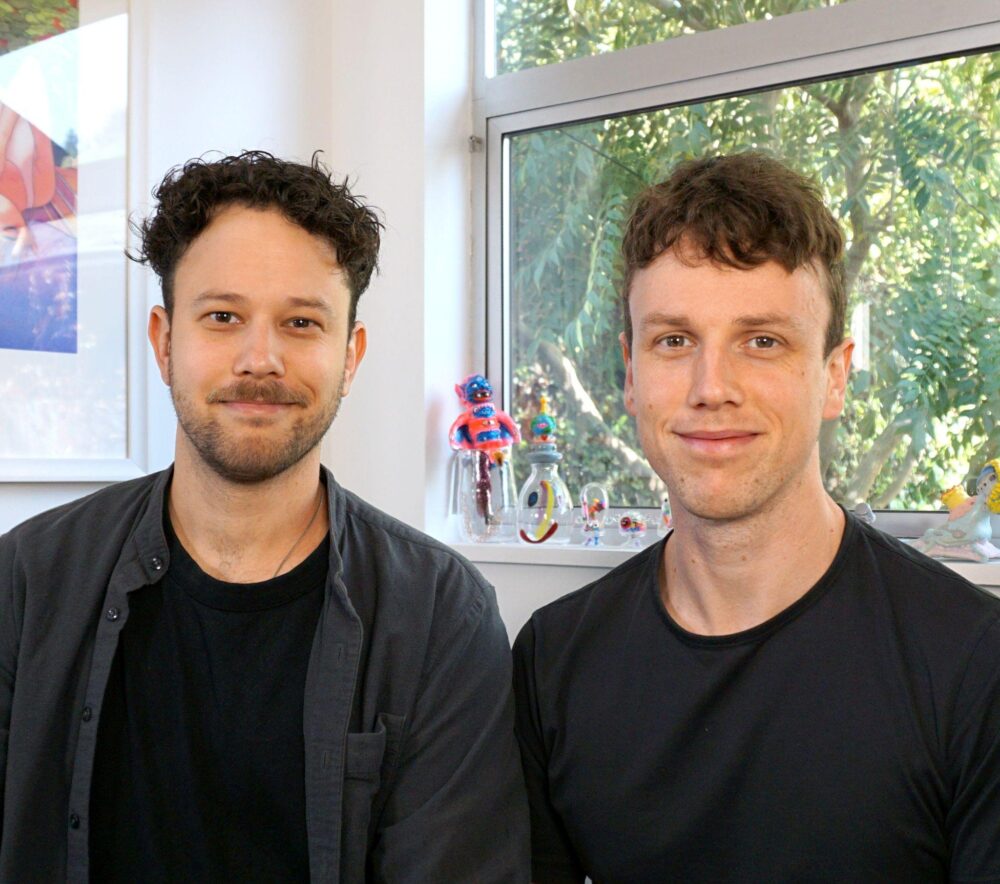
left=322, top=0, right=474, bottom=537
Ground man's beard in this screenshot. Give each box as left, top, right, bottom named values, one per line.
left=169, top=372, right=343, bottom=484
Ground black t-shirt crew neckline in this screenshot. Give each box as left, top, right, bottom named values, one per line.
left=165, top=511, right=329, bottom=612
left=652, top=514, right=856, bottom=648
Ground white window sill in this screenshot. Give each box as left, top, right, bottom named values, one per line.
left=451, top=541, right=1000, bottom=592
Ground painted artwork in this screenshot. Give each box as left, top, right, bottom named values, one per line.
left=0, top=1, right=79, bottom=353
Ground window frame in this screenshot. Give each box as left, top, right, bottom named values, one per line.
left=473, top=0, right=1000, bottom=537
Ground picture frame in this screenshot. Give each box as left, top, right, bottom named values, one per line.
left=0, top=0, right=150, bottom=482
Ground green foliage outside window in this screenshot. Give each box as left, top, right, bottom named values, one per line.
left=0, top=0, right=78, bottom=56
left=494, top=0, right=850, bottom=76
left=504, top=6, right=1000, bottom=509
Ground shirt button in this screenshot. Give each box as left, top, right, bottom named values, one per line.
left=82, top=706, right=92, bottom=722
left=69, top=813, right=80, bottom=829
left=150, top=556, right=163, bottom=571
left=105, top=607, right=120, bottom=622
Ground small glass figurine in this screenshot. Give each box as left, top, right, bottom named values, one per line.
left=657, top=496, right=673, bottom=538
left=449, top=374, right=520, bottom=543
left=912, top=458, right=1000, bottom=562
left=580, top=482, right=610, bottom=547
left=517, top=395, right=573, bottom=544
left=618, top=510, right=648, bottom=548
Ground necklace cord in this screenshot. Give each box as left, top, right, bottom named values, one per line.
left=271, top=488, right=324, bottom=578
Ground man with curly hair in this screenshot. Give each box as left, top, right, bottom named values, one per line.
left=513, top=153, right=1000, bottom=882
left=0, top=152, right=528, bottom=881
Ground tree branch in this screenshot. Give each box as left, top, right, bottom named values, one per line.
left=871, top=437, right=919, bottom=507
left=554, top=127, right=648, bottom=184
left=841, top=415, right=914, bottom=503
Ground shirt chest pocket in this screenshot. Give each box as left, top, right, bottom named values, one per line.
left=341, top=712, right=405, bottom=878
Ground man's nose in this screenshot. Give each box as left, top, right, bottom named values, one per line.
left=233, top=322, right=285, bottom=377
left=686, top=345, right=743, bottom=409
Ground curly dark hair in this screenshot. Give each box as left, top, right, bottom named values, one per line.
left=621, top=152, right=846, bottom=356
left=131, top=150, right=383, bottom=325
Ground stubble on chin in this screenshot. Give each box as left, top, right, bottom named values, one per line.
left=169, top=384, right=342, bottom=485
left=660, top=457, right=799, bottom=525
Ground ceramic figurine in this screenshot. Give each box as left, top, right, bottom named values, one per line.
left=911, top=458, right=1000, bottom=562
left=450, top=374, right=520, bottom=542
left=580, top=482, right=610, bottom=547
left=449, top=373, right=521, bottom=456
left=517, top=395, right=573, bottom=544
left=657, top=496, right=673, bottom=537
left=618, top=510, right=648, bottom=548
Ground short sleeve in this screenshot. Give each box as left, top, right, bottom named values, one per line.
left=947, top=613, right=1000, bottom=883
left=512, top=618, right=586, bottom=884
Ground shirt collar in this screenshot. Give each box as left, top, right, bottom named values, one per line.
left=126, top=464, right=349, bottom=589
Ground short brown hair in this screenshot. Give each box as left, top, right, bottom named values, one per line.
left=621, top=152, right=846, bottom=356
left=131, top=151, right=383, bottom=326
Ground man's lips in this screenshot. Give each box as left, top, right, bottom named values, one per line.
left=675, top=429, right=760, bottom=453
left=678, top=429, right=758, bottom=440
left=216, top=399, right=298, bottom=416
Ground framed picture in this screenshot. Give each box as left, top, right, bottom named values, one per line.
left=0, top=0, right=147, bottom=481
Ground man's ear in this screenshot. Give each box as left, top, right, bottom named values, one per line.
left=148, top=306, right=171, bottom=386
left=340, top=321, right=367, bottom=397
left=822, top=337, right=854, bottom=421
left=621, top=331, right=636, bottom=417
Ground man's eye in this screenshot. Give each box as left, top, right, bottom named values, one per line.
left=288, top=318, right=318, bottom=329
left=659, top=334, right=689, bottom=348
left=208, top=311, right=236, bottom=324
left=748, top=335, right=778, bottom=349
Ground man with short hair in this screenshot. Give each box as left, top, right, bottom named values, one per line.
left=0, top=151, right=529, bottom=881
left=513, top=153, right=1000, bottom=882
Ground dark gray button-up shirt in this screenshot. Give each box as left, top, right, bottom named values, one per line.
left=0, top=467, right=529, bottom=882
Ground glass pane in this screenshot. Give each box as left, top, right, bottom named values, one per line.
left=507, top=51, right=1000, bottom=509
left=492, top=0, right=854, bottom=77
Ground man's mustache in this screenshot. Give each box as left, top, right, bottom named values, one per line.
left=207, top=380, right=308, bottom=406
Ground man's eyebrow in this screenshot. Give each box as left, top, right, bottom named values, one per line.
left=732, top=312, right=807, bottom=332
left=285, top=296, right=335, bottom=317
left=191, top=291, right=248, bottom=307
left=638, top=312, right=690, bottom=331
left=191, top=292, right=334, bottom=316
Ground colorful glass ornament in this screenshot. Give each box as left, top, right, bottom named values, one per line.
left=580, top=482, right=610, bottom=547
left=618, top=510, right=648, bottom=548
left=517, top=394, right=572, bottom=544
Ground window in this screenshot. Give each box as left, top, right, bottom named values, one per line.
left=476, top=0, right=1000, bottom=527
left=489, top=0, right=855, bottom=76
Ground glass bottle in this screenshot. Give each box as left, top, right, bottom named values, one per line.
left=517, top=395, right=572, bottom=544
left=457, top=448, right=518, bottom=543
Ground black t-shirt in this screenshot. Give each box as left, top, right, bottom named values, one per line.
left=513, top=515, right=1000, bottom=883
left=89, top=517, right=329, bottom=882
